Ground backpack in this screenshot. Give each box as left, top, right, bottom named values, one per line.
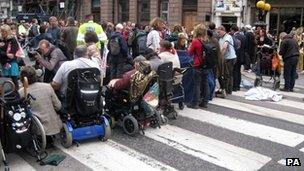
left=109, top=36, right=121, bottom=56
left=165, top=33, right=178, bottom=43
left=136, top=31, right=148, bottom=55
left=2, top=93, right=32, bottom=153
left=227, top=35, right=241, bottom=52
left=201, top=42, right=218, bottom=69
left=70, top=68, right=102, bottom=116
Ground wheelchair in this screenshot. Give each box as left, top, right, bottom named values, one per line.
left=158, top=62, right=187, bottom=119
left=104, top=71, right=163, bottom=136
left=0, top=77, right=46, bottom=170
left=254, top=44, right=281, bottom=90
left=59, top=68, right=111, bottom=148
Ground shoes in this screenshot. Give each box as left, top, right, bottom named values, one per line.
left=187, top=104, right=199, bottom=109
left=232, top=87, right=240, bottom=92
left=215, top=90, right=222, bottom=94
left=289, top=89, right=294, bottom=92
left=280, top=88, right=290, bottom=92
left=215, top=90, right=227, bottom=98
left=199, top=102, right=208, bottom=108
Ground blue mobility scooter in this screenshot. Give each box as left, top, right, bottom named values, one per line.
left=59, top=68, right=111, bottom=148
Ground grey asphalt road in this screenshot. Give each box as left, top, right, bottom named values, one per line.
left=2, top=58, right=304, bottom=171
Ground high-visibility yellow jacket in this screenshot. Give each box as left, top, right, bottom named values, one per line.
left=77, top=20, right=107, bottom=48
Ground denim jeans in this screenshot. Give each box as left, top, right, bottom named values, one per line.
left=190, top=68, right=210, bottom=106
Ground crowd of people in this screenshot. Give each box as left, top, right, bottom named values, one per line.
left=0, top=14, right=303, bottom=143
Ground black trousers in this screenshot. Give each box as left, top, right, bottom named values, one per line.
left=233, top=61, right=242, bottom=90
left=284, top=56, right=299, bottom=90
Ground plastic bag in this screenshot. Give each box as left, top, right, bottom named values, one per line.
left=240, top=79, right=253, bottom=89
left=143, top=82, right=159, bottom=107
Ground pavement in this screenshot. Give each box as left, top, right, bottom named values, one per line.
left=1, top=65, right=304, bottom=171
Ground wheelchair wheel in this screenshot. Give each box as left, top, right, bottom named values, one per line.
left=110, top=116, right=116, bottom=128
left=104, top=114, right=116, bottom=128
left=31, top=115, right=46, bottom=151
left=60, top=123, right=73, bottom=148
left=122, top=115, right=139, bottom=136
left=178, top=102, right=184, bottom=110
left=161, top=114, right=169, bottom=125
left=150, top=110, right=161, bottom=128
left=101, top=117, right=111, bottom=142
left=171, top=110, right=178, bottom=120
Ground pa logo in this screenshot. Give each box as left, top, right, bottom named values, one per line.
left=286, top=158, right=301, bottom=166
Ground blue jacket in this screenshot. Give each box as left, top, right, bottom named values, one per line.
left=46, top=27, right=61, bottom=45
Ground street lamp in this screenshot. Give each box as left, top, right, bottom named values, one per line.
left=256, top=0, right=271, bottom=22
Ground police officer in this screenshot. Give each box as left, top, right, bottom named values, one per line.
left=77, top=14, right=107, bottom=49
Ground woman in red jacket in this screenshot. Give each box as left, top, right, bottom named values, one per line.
left=187, top=24, right=210, bottom=109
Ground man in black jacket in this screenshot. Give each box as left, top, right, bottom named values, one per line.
left=230, top=25, right=246, bottom=91
left=244, top=25, right=256, bottom=70
left=279, top=34, right=300, bottom=92
left=107, top=23, right=132, bottom=79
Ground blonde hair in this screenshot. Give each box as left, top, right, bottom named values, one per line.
left=0, top=24, right=13, bottom=39
left=193, top=24, right=207, bottom=39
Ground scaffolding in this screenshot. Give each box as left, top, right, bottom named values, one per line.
left=16, top=0, right=80, bottom=19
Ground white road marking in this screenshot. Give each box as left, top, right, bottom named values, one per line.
left=278, top=91, right=304, bottom=99
left=57, top=140, right=177, bottom=171
left=145, top=125, right=271, bottom=171
left=178, top=108, right=304, bottom=147
left=6, top=154, right=36, bottom=171
left=210, top=98, right=304, bottom=125
left=233, top=91, right=304, bottom=110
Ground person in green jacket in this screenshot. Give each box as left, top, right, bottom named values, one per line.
left=77, top=14, right=107, bottom=49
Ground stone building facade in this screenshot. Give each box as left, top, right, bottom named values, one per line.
left=79, top=0, right=212, bottom=32
left=246, top=0, right=304, bottom=35
left=0, top=0, right=11, bottom=19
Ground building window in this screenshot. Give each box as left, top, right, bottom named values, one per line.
left=160, top=0, right=169, bottom=21
left=91, top=0, right=100, bottom=9
left=205, top=14, right=211, bottom=22
left=138, top=0, right=150, bottom=23
left=183, top=0, right=198, bottom=11
left=119, top=0, right=129, bottom=22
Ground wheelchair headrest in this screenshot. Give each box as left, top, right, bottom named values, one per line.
left=67, top=68, right=101, bottom=84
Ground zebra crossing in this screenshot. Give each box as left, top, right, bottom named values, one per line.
left=4, top=87, right=304, bottom=171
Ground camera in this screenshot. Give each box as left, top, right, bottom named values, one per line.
left=27, top=48, right=40, bottom=61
